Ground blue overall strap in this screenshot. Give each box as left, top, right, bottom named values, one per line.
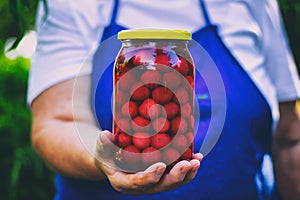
left=92, top=0, right=127, bottom=131
left=100, top=0, right=125, bottom=42
left=110, top=0, right=120, bottom=25
left=199, top=0, right=212, bottom=26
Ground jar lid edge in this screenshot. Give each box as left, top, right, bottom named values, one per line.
left=118, top=29, right=192, bottom=40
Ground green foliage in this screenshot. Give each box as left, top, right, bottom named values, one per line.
left=0, top=52, right=55, bottom=199
left=278, top=0, right=300, bottom=73
left=0, top=0, right=38, bottom=46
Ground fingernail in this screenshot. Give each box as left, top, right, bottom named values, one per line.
left=194, top=152, right=204, bottom=160
left=99, top=131, right=113, bottom=143
left=199, top=153, right=204, bottom=159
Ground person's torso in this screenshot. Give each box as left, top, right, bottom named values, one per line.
left=55, top=1, right=281, bottom=199
left=68, top=0, right=278, bottom=120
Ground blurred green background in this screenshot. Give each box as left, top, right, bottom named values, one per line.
left=0, top=0, right=299, bottom=199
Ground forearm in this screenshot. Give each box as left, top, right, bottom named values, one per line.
left=32, top=118, right=106, bottom=180
left=30, top=76, right=106, bottom=180
left=272, top=101, right=300, bottom=200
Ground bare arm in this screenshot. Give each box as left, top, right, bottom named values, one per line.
left=30, top=75, right=202, bottom=194
left=31, top=76, right=105, bottom=180
left=272, top=100, right=300, bottom=200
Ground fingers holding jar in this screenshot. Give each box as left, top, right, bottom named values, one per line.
left=95, top=130, right=202, bottom=195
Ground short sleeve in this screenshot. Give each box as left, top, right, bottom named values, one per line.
left=261, top=0, right=300, bottom=102
left=27, top=0, right=113, bottom=105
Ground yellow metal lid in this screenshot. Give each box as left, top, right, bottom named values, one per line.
left=118, top=29, right=191, bottom=40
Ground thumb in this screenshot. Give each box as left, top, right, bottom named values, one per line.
left=99, top=130, right=114, bottom=144
left=95, top=130, right=120, bottom=175
left=96, top=130, right=115, bottom=161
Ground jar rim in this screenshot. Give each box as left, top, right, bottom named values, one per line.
left=118, top=29, right=191, bottom=40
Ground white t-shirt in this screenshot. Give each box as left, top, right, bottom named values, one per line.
left=28, top=0, right=300, bottom=123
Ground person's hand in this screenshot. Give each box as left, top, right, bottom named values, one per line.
left=272, top=101, right=300, bottom=200
left=95, top=130, right=203, bottom=194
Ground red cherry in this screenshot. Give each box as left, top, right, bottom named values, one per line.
left=174, top=88, right=189, bottom=104
left=185, top=76, right=194, bottom=88
left=118, top=71, right=135, bottom=91
left=171, top=117, right=188, bottom=135
left=190, top=115, right=194, bottom=129
left=152, top=87, right=173, bottom=104
left=181, top=148, right=192, bottom=160
left=151, top=133, right=171, bottom=149
left=138, top=98, right=160, bottom=119
left=152, top=117, right=170, bottom=133
left=155, top=48, right=164, bottom=55
left=121, top=101, right=138, bottom=118
left=172, top=134, right=188, bottom=151
left=164, top=102, right=179, bottom=119
left=174, top=56, right=189, bottom=75
left=156, top=64, right=172, bottom=72
left=148, top=104, right=161, bottom=119
left=141, top=70, right=161, bottom=88
left=181, top=103, right=192, bottom=118
left=163, top=148, right=180, bottom=164
left=131, top=83, right=150, bottom=101
left=132, top=132, right=151, bottom=150
left=116, top=118, right=131, bottom=133
left=155, top=54, right=170, bottom=66
left=186, top=131, right=194, bottom=145
left=173, top=95, right=179, bottom=104
left=114, top=108, right=122, bottom=121
left=116, top=90, right=129, bottom=105
left=162, top=71, right=182, bottom=89
left=117, top=132, right=132, bottom=148
left=141, top=147, right=162, bottom=165
left=132, top=116, right=150, bottom=132
left=123, top=145, right=141, bottom=164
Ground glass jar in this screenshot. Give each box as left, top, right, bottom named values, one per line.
left=113, top=29, right=195, bottom=172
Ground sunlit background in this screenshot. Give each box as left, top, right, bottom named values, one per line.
left=0, top=0, right=299, bottom=199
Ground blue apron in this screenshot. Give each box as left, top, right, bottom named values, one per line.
left=54, top=1, right=281, bottom=199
